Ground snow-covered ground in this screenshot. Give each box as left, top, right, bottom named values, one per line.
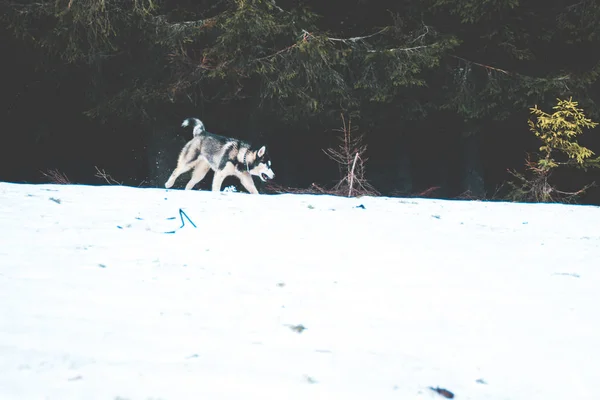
left=1, top=181, right=599, bottom=400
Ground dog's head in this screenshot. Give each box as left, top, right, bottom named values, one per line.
left=249, top=145, right=275, bottom=182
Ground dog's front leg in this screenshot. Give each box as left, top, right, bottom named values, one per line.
left=239, top=173, right=259, bottom=194
left=212, top=171, right=227, bottom=192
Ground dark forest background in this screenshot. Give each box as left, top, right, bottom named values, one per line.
left=1, top=0, right=599, bottom=203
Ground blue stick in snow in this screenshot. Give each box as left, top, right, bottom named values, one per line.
left=179, top=209, right=197, bottom=228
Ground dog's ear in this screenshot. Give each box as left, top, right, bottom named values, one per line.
left=257, top=146, right=266, bottom=158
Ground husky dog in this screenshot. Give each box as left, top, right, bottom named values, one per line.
left=164, top=118, right=275, bottom=194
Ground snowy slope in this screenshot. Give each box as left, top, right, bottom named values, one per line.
left=0, top=181, right=599, bottom=400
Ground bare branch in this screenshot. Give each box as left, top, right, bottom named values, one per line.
left=94, top=166, right=122, bottom=185
left=40, top=169, right=71, bottom=184
left=450, top=55, right=511, bottom=75
left=327, top=27, right=389, bottom=43
left=409, top=24, right=431, bottom=44
left=367, top=44, right=437, bottom=53
left=322, top=113, right=379, bottom=197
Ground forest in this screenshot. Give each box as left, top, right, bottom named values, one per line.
left=1, top=0, right=599, bottom=204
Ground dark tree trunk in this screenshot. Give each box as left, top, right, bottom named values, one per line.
left=461, top=133, right=485, bottom=198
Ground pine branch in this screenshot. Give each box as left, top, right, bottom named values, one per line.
left=367, top=44, right=437, bottom=53
left=326, top=27, right=390, bottom=43
left=450, top=54, right=582, bottom=83
left=450, top=55, right=510, bottom=75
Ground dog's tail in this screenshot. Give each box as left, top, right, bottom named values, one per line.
left=181, top=118, right=206, bottom=137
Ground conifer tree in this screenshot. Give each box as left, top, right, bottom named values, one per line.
left=508, top=98, right=600, bottom=202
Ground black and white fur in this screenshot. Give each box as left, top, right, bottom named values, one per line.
left=165, top=118, right=275, bottom=194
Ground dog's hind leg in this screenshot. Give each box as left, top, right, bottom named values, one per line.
left=165, top=162, right=195, bottom=189
left=238, top=173, right=259, bottom=194
left=185, top=161, right=211, bottom=190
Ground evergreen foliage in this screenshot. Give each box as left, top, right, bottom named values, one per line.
left=431, top=0, right=600, bottom=124
left=1, top=0, right=459, bottom=122
left=531, top=98, right=600, bottom=170
left=508, top=98, right=600, bottom=202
